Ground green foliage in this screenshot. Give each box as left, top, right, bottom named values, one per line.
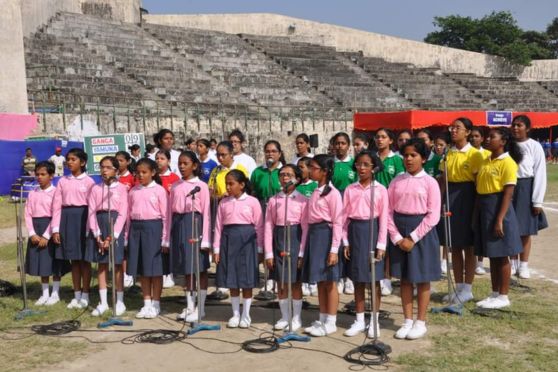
left=425, top=12, right=558, bottom=65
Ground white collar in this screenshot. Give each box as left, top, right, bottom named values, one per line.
left=356, top=180, right=379, bottom=189
left=278, top=190, right=300, bottom=199
left=494, top=152, right=510, bottom=160
left=140, top=181, right=157, bottom=188
left=263, top=162, right=283, bottom=170
left=120, top=170, right=130, bottom=177
left=452, top=143, right=472, bottom=153
left=427, top=151, right=435, bottom=161
left=385, top=151, right=396, bottom=159
left=38, top=185, right=55, bottom=193
left=161, top=169, right=172, bottom=177
left=100, top=181, right=120, bottom=188
left=335, top=155, right=352, bottom=163
left=69, top=173, right=87, bottom=180
left=316, top=182, right=333, bottom=194
left=235, top=192, right=248, bottom=201
left=222, top=160, right=238, bottom=171
left=185, top=176, right=200, bottom=183
left=301, top=179, right=314, bottom=186
left=405, top=170, right=427, bottom=178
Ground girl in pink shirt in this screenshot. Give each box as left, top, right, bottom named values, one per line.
left=264, top=164, right=309, bottom=332
left=169, top=151, right=211, bottom=323
left=213, top=169, right=264, bottom=329
left=25, top=161, right=69, bottom=306
left=301, top=154, right=343, bottom=337
left=388, top=138, right=441, bottom=340
left=127, top=158, right=169, bottom=319
left=342, top=150, right=389, bottom=338
left=85, top=156, right=128, bottom=317
left=52, top=148, right=95, bottom=309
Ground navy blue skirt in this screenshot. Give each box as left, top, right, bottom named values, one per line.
left=512, top=178, right=548, bottom=237
left=347, top=219, right=384, bottom=283
left=127, top=219, right=169, bottom=277
left=25, top=217, right=70, bottom=277
left=388, top=213, right=441, bottom=284
left=438, top=182, right=475, bottom=248
left=216, top=224, right=259, bottom=289
left=170, top=212, right=210, bottom=275
left=474, top=193, right=523, bottom=258
left=301, top=222, right=339, bottom=283
left=271, top=224, right=302, bottom=284
left=55, top=206, right=88, bottom=261
left=84, top=211, right=126, bottom=264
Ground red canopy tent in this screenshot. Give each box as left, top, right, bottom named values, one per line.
left=354, top=110, right=558, bottom=131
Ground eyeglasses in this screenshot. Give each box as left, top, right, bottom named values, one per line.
left=449, top=126, right=465, bottom=132
left=264, top=149, right=279, bottom=154
left=279, top=173, right=295, bottom=178
left=216, top=152, right=230, bottom=158
left=354, top=162, right=372, bottom=169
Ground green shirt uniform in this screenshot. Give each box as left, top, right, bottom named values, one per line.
left=332, top=156, right=357, bottom=193
left=424, top=151, right=442, bottom=178
left=376, top=151, right=405, bottom=188
left=296, top=180, right=318, bottom=198
left=250, top=165, right=282, bottom=202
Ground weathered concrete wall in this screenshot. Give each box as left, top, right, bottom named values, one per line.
left=0, top=0, right=29, bottom=113
left=144, top=13, right=537, bottom=79
left=519, top=60, right=558, bottom=81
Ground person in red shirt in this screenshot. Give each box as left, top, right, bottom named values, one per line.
left=156, top=150, right=180, bottom=194
left=115, top=151, right=136, bottom=191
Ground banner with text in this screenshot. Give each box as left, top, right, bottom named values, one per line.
left=84, top=133, right=145, bottom=174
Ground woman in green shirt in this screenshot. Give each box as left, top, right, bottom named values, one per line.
left=417, top=129, right=442, bottom=178
left=332, top=132, right=357, bottom=195
left=373, top=128, right=405, bottom=189
left=250, top=140, right=285, bottom=206
left=296, top=157, right=318, bottom=197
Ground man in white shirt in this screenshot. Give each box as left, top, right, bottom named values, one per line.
left=229, top=129, right=257, bottom=176
left=48, top=147, right=65, bottom=176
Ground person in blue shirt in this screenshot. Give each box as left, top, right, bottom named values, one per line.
left=197, top=139, right=218, bottom=183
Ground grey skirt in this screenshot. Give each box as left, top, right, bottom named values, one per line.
left=55, top=206, right=88, bottom=261
left=127, top=219, right=169, bottom=277
left=347, top=218, right=384, bottom=283
left=512, top=178, right=548, bottom=237
left=271, top=224, right=302, bottom=284
left=301, top=222, right=339, bottom=283
left=25, top=217, right=70, bottom=277
left=170, top=212, right=210, bottom=275
left=215, top=224, right=259, bottom=289
left=84, top=211, right=125, bottom=264
left=438, top=182, right=475, bottom=248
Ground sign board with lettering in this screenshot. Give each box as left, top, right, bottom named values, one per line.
left=84, top=133, right=145, bottom=174
left=486, top=111, right=513, bottom=126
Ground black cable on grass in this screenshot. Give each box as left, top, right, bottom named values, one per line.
left=241, top=331, right=279, bottom=353
left=0, top=279, right=17, bottom=297
left=470, top=307, right=521, bottom=320
left=31, top=320, right=81, bottom=335
left=510, top=279, right=533, bottom=294
left=123, top=329, right=187, bottom=344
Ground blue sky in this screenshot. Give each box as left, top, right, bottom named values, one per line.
left=141, top=0, right=557, bottom=41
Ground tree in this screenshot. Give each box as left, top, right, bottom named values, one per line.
left=424, top=11, right=557, bottom=65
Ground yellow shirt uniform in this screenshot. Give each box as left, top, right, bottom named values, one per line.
left=208, top=161, right=249, bottom=197
left=479, top=147, right=491, bottom=160
left=476, top=153, right=518, bottom=195
left=440, top=143, right=484, bottom=182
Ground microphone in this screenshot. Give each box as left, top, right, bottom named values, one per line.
left=266, top=158, right=274, bottom=168
left=187, top=186, right=201, bottom=197
left=283, top=180, right=298, bottom=192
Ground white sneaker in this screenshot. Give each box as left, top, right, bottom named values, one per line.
left=395, top=322, right=413, bottom=339
left=344, top=279, right=355, bottom=295
left=239, top=315, right=251, bottom=328
left=78, top=298, right=89, bottom=309
left=144, top=306, right=159, bottom=319
left=344, top=320, right=365, bottom=337
left=441, top=260, right=448, bottom=275
left=518, top=266, right=530, bottom=279
left=115, top=301, right=126, bottom=316
left=380, top=279, right=392, bottom=296
left=124, top=274, right=134, bottom=288
left=406, top=321, right=427, bottom=340
left=302, top=283, right=311, bottom=296
left=227, top=315, right=241, bottom=328
left=337, top=280, right=344, bottom=294
left=163, top=275, right=175, bottom=288
left=45, top=293, right=60, bottom=306
left=304, top=320, right=322, bottom=334
left=136, top=306, right=151, bottom=319
left=454, top=290, right=474, bottom=304
left=289, top=318, right=302, bottom=332
left=185, top=308, right=205, bottom=323
left=476, top=294, right=497, bottom=307
left=274, top=318, right=289, bottom=330
left=35, top=295, right=49, bottom=306
left=177, top=308, right=189, bottom=321
left=367, top=321, right=381, bottom=338
left=443, top=291, right=458, bottom=303
left=475, top=262, right=486, bottom=275
left=309, top=284, right=318, bottom=296
left=67, top=298, right=80, bottom=309
left=481, top=296, right=510, bottom=309
left=510, top=261, right=518, bottom=276
left=91, top=303, right=109, bottom=317
left=310, top=322, right=336, bottom=337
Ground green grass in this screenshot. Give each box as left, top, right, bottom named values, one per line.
left=545, top=164, right=558, bottom=202
left=0, top=196, right=16, bottom=229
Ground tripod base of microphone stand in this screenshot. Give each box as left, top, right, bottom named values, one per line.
left=276, top=331, right=310, bottom=344
left=15, top=308, right=46, bottom=321
left=98, top=317, right=133, bottom=328
left=187, top=322, right=221, bottom=335
left=362, top=339, right=392, bottom=355
left=255, top=290, right=276, bottom=301
left=431, top=303, right=463, bottom=316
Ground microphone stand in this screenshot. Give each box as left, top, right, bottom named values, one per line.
left=188, top=189, right=221, bottom=335
left=277, top=186, right=310, bottom=344
left=207, top=166, right=228, bottom=301
left=99, top=178, right=133, bottom=328
left=256, top=160, right=276, bottom=301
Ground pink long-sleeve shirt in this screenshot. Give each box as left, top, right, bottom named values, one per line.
left=387, top=170, right=441, bottom=244
left=87, top=182, right=129, bottom=239
left=307, top=183, right=343, bottom=254
left=212, top=193, right=264, bottom=254
left=25, top=185, right=56, bottom=240
left=168, top=177, right=211, bottom=248
left=342, top=181, right=389, bottom=251
left=264, top=191, right=309, bottom=260
left=51, top=173, right=95, bottom=233
left=128, top=181, right=169, bottom=246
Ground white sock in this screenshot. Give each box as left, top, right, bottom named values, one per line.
left=116, top=291, right=124, bottom=303
left=356, top=312, right=365, bottom=324
left=403, top=318, right=413, bottom=327
left=81, top=292, right=89, bottom=302
left=152, top=300, right=160, bottom=310
left=519, top=261, right=528, bottom=269
left=99, top=289, right=108, bottom=306
left=143, top=299, right=152, bottom=308
left=319, top=312, right=327, bottom=323
left=293, top=299, right=303, bottom=322
left=326, top=314, right=336, bottom=326
left=456, top=283, right=464, bottom=292
left=415, top=319, right=426, bottom=328
left=498, top=294, right=509, bottom=301
left=231, top=296, right=240, bottom=317
left=74, top=291, right=82, bottom=301
left=199, top=289, right=207, bottom=315
left=242, top=298, right=252, bottom=319
left=52, top=281, right=60, bottom=295
left=511, top=259, right=519, bottom=268
left=186, top=292, right=195, bottom=312
left=41, top=283, right=49, bottom=298
left=461, top=283, right=472, bottom=293
left=279, top=299, right=288, bottom=320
